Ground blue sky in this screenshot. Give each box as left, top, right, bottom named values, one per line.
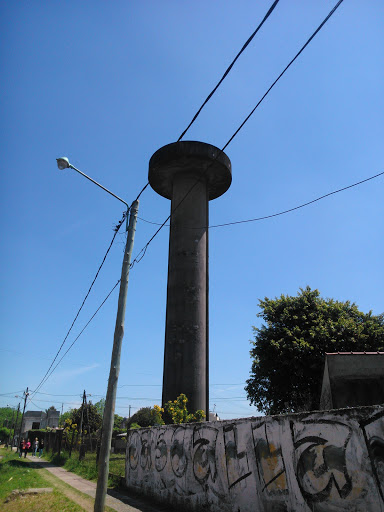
left=1, top=1, right=383, bottom=420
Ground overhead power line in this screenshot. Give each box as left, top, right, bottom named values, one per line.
left=177, top=0, right=280, bottom=141
left=211, top=171, right=384, bottom=227
left=129, top=0, right=345, bottom=269
left=30, top=212, right=127, bottom=401
left=136, top=171, right=384, bottom=228
left=221, top=0, right=345, bottom=153
left=28, top=399, right=44, bottom=411
left=31, top=280, right=121, bottom=395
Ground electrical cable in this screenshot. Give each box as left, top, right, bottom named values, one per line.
left=129, top=0, right=345, bottom=268
left=31, top=280, right=121, bottom=394
left=24, top=383, right=246, bottom=396
left=30, top=392, right=84, bottom=397
left=221, top=0, right=345, bottom=154
left=135, top=182, right=150, bottom=201
left=177, top=0, right=280, bottom=141
left=26, top=398, right=81, bottom=406
left=210, top=171, right=384, bottom=227
left=28, top=399, right=44, bottom=411
left=136, top=171, right=384, bottom=228
left=0, top=391, right=24, bottom=396
left=30, top=212, right=127, bottom=401
left=130, top=1, right=280, bottom=205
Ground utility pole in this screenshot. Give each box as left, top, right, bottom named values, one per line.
left=11, top=403, right=20, bottom=449
left=16, top=388, right=29, bottom=446
left=79, top=390, right=86, bottom=460
left=129, top=405, right=131, bottom=419
left=94, top=200, right=139, bottom=512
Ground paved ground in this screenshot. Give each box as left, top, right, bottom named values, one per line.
left=23, top=455, right=169, bottom=512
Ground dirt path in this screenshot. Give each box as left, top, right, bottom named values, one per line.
left=25, top=456, right=168, bottom=512
left=36, top=469, right=95, bottom=512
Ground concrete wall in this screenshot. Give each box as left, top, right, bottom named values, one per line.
left=320, top=353, right=384, bottom=409
left=126, top=405, right=384, bottom=512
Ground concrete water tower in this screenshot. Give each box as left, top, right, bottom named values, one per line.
left=149, top=141, right=232, bottom=417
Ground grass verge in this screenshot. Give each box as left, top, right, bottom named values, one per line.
left=42, top=450, right=126, bottom=488
left=0, top=448, right=84, bottom=511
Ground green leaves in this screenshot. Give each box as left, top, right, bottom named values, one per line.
left=245, top=287, right=384, bottom=414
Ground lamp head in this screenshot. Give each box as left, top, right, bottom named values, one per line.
left=56, top=157, right=70, bottom=170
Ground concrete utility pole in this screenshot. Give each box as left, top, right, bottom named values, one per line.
left=56, top=157, right=138, bottom=510
left=17, top=388, right=29, bottom=444
left=148, top=141, right=231, bottom=417
left=94, top=200, right=139, bottom=512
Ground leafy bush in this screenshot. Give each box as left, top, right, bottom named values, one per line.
left=164, top=394, right=205, bottom=424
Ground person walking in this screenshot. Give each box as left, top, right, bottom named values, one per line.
left=33, top=437, right=39, bottom=456
left=19, top=438, right=25, bottom=458
left=39, top=438, right=44, bottom=458
left=24, top=438, right=31, bottom=458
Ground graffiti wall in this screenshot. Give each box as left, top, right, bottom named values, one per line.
left=125, top=405, right=384, bottom=512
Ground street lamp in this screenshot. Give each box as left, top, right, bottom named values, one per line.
left=56, top=157, right=129, bottom=211
left=56, top=158, right=139, bottom=512
left=56, top=157, right=70, bottom=170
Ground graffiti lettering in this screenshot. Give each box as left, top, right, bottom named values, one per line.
left=128, top=430, right=140, bottom=471
left=223, top=423, right=252, bottom=490
left=292, top=421, right=352, bottom=505
left=140, top=430, right=152, bottom=470
left=252, top=422, right=288, bottom=495
left=193, top=426, right=218, bottom=484
left=171, top=427, right=188, bottom=478
left=155, top=431, right=167, bottom=472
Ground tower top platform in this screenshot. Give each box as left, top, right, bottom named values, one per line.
left=148, top=141, right=232, bottom=200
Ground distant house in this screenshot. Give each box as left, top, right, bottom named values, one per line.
left=21, top=408, right=60, bottom=436
left=320, top=352, right=384, bottom=410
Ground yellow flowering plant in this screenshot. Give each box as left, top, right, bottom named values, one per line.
left=163, top=394, right=205, bottom=424
left=152, top=404, right=165, bottom=425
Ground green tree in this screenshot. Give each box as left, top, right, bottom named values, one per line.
left=70, top=402, right=102, bottom=433
left=0, top=426, right=10, bottom=443
left=94, top=398, right=105, bottom=418
left=127, top=407, right=163, bottom=428
left=113, top=414, right=124, bottom=429
left=59, top=410, right=72, bottom=427
left=245, top=287, right=384, bottom=415
left=0, top=407, right=15, bottom=428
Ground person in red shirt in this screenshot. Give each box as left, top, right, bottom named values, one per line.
left=24, top=438, right=31, bottom=458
